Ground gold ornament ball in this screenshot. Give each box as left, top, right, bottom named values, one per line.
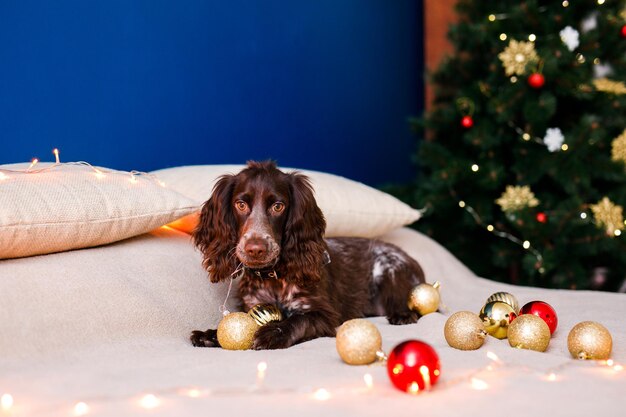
left=479, top=301, right=517, bottom=339
left=336, top=319, right=383, bottom=365
left=248, top=303, right=283, bottom=326
left=508, top=314, right=551, bottom=352
left=408, top=282, right=441, bottom=315
left=217, top=312, right=259, bottom=350
left=568, top=321, right=613, bottom=360
left=444, top=311, right=488, bottom=350
left=485, top=292, right=520, bottom=314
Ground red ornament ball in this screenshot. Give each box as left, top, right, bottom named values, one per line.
left=620, top=25, right=626, bottom=38
left=386, top=340, right=441, bottom=394
left=460, top=115, right=474, bottom=129
left=520, top=301, right=558, bottom=335
left=536, top=212, right=547, bottom=223
left=528, top=73, right=545, bottom=89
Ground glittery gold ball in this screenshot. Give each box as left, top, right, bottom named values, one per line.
left=485, top=292, right=520, bottom=314
left=479, top=301, right=517, bottom=339
left=407, top=282, right=441, bottom=315
left=248, top=304, right=283, bottom=326
left=508, top=314, right=551, bottom=352
left=336, top=319, right=382, bottom=365
left=444, top=311, right=488, bottom=350
left=567, top=321, right=613, bottom=360
left=217, top=312, right=259, bottom=350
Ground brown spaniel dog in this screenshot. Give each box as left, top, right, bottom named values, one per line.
left=190, top=161, right=425, bottom=349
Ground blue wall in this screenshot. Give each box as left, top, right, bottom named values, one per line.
left=0, top=0, right=422, bottom=185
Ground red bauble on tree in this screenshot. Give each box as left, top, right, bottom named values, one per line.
left=620, top=25, right=626, bottom=38
left=460, top=115, right=474, bottom=129
left=520, top=301, right=558, bottom=335
left=528, top=73, right=545, bottom=89
left=386, top=340, right=441, bottom=394
left=536, top=212, right=547, bottom=223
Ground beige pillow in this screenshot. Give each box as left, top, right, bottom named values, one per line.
left=0, top=163, right=198, bottom=259
left=151, top=165, right=422, bottom=238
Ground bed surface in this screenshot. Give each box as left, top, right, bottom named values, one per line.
left=1, top=227, right=624, bottom=416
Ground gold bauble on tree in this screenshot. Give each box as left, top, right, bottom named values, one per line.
left=479, top=301, right=517, bottom=339
left=407, top=282, right=441, bottom=315
left=567, top=321, right=613, bottom=360
left=336, top=319, right=383, bottom=365
left=444, top=311, right=488, bottom=350
left=507, top=314, right=551, bottom=352
left=590, top=197, right=624, bottom=236
left=217, top=312, right=259, bottom=350
left=485, top=292, right=520, bottom=314
left=498, top=39, right=539, bottom=76
left=611, top=129, right=626, bottom=165
left=248, top=303, right=283, bottom=326
left=496, top=185, right=539, bottom=213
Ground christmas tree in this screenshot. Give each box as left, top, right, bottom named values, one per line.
left=410, top=0, right=626, bottom=290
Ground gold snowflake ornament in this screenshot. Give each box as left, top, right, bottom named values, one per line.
left=590, top=197, right=624, bottom=236
left=496, top=185, right=540, bottom=212
left=498, top=40, right=538, bottom=76
left=593, top=78, right=626, bottom=95
left=612, top=130, right=626, bottom=165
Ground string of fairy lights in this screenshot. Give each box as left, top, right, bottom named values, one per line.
left=0, top=352, right=622, bottom=416
left=0, top=148, right=166, bottom=186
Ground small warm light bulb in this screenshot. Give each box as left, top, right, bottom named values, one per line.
left=576, top=54, right=585, bottom=64
left=528, top=34, right=536, bottom=42
left=313, top=388, right=331, bottom=401
left=597, top=0, right=605, bottom=5
left=546, top=373, right=558, bottom=382
left=257, top=361, right=267, bottom=386
left=94, top=169, right=105, bottom=179
left=522, top=133, right=531, bottom=141
left=363, top=373, right=374, bottom=390
left=523, top=240, right=531, bottom=249
left=614, top=364, right=624, bottom=372
left=562, top=0, right=569, bottom=7
left=488, top=14, right=496, bottom=22
left=471, top=164, right=479, bottom=172
left=459, top=200, right=466, bottom=208
left=561, top=144, right=569, bottom=151
left=500, top=33, right=507, bottom=41
left=605, top=359, right=614, bottom=366
left=73, top=401, right=89, bottom=416
left=139, top=394, right=160, bottom=409
left=27, top=158, right=39, bottom=171
left=486, top=351, right=500, bottom=363
left=1, top=393, right=13, bottom=411
left=510, top=76, right=518, bottom=83
left=580, top=212, right=588, bottom=219
left=594, top=58, right=600, bottom=65
left=52, top=148, right=60, bottom=164
left=487, top=225, right=495, bottom=232
left=186, top=388, right=202, bottom=398
left=614, top=230, right=621, bottom=237
left=471, top=378, right=489, bottom=390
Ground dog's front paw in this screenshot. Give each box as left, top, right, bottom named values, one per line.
left=190, top=329, right=220, bottom=347
left=387, top=311, right=420, bottom=325
left=253, top=322, right=294, bottom=350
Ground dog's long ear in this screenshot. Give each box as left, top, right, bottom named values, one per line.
left=193, top=175, right=238, bottom=283
left=281, top=172, right=327, bottom=286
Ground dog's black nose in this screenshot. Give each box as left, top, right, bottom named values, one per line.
left=245, top=238, right=268, bottom=258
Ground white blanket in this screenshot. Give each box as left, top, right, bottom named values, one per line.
left=0, top=227, right=624, bottom=416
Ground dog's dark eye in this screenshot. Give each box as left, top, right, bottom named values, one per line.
left=271, top=202, right=285, bottom=213
left=235, top=200, right=248, bottom=212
